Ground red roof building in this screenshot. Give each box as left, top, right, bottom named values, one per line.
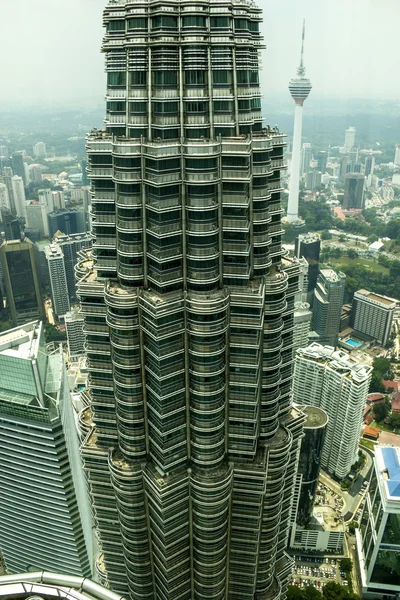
left=368, top=393, right=385, bottom=405
left=391, top=392, right=400, bottom=413
left=383, top=381, right=400, bottom=392
left=363, top=426, right=380, bottom=440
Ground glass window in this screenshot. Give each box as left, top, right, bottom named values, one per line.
left=371, top=549, right=400, bottom=585
left=107, top=20, right=125, bottom=32
left=186, top=128, right=209, bottom=139
left=130, top=101, right=147, bottom=114
left=186, top=102, right=207, bottom=113
left=382, top=513, right=400, bottom=546
left=130, top=71, right=147, bottom=87
left=152, top=128, right=179, bottom=140
left=152, top=16, right=178, bottom=30
left=153, top=102, right=178, bottom=115
left=127, top=17, right=148, bottom=30
left=213, top=71, right=232, bottom=85
left=238, top=99, right=251, bottom=111
left=185, top=71, right=206, bottom=86
left=107, top=101, right=125, bottom=112
left=210, top=17, right=230, bottom=29
left=235, top=19, right=248, bottom=31
left=214, top=101, right=233, bottom=112
left=182, top=16, right=206, bottom=28
left=154, top=71, right=177, bottom=87
left=107, top=72, right=126, bottom=86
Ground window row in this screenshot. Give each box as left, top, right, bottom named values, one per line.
left=107, top=17, right=260, bottom=33
left=107, top=70, right=260, bottom=87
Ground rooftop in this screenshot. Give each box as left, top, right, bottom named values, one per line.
left=376, top=446, right=400, bottom=500
left=298, top=405, right=328, bottom=429
left=297, top=342, right=373, bottom=381
left=356, top=289, right=396, bottom=307
left=320, top=268, right=345, bottom=283
left=0, top=321, right=41, bottom=361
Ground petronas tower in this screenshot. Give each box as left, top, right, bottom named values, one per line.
left=77, top=1, right=305, bottom=599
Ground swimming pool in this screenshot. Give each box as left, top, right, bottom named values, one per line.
left=346, top=338, right=362, bottom=348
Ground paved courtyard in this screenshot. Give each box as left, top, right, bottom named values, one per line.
left=379, top=431, right=400, bottom=446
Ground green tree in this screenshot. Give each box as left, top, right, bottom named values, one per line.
left=389, top=413, right=400, bottom=430
left=340, top=558, right=353, bottom=572
left=321, top=230, right=332, bottom=240
left=374, top=402, right=390, bottom=422
left=347, top=249, right=359, bottom=260
left=287, top=586, right=306, bottom=600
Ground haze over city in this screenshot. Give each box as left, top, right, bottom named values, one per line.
left=2, top=0, right=400, bottom=107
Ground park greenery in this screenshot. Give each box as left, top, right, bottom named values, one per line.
left=287, top=582, right=359, bottom=600
left=369, top=358, right=394, bottom=393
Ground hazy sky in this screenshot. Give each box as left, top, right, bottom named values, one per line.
left=1, top=0, right=399, bottom=108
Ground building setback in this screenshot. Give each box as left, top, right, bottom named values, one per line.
left=0, top=321, right=92, bottom=576
left=293, top=343, right=372, bottom=479
left=312, top=269, right=346, bottom=347
left=353, top=289, right=396, bottom=347
left=76, top=1, right=305, bottom=599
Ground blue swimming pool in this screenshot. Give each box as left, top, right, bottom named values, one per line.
left=346, top=338, right=362, bottom=348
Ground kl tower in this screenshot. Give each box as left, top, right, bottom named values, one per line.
left=287, top=21, right=312, bottom=224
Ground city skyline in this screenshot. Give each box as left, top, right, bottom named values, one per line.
left=1, top=0, right=400, bottom=108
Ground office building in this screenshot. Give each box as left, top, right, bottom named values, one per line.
left=344, top=173, right=365, bottom=209
left=45, top=243, right=70, bottom=318
left=76, top=1, right=305, bottom=598
left=48, top=209, right=86, bottom=238
left=287, top=21, right=312, bottom=223
left=0, top=183, right=10, bottom=211
left=295, top=232, right=321, bottom=297
left=312, top=269, right=345, bottom=347
left=65, top=309, right=86, bottom=360
left=11, top=176, right=26, bottom=219
left=1, top=168, right=15, bottom=214
left=0, top=238, right=45, bottom=326
left=52, top=190, right=65, bottom=210
left=55, top=232, right=92, bottom=300
left=301, top=143, right=312, bottom=176
left=293, top=343, right=372, bottom=479
left=0, top=146, right=8, bottom=158
left=0, top=208, right=21, bottom=242
left=0, top=321, right=92, bottom=576
left=11, top=152, right=27, bottom=185
left=38, top=188, right=55, bottom=213
left=365, top=155, right=375, bottom=177
left=394, top=145, right=400, bottom=167
left=0, top=573, right=124, bottom=600
left=25, top=201, right=49, bottom=238
left=356, top=446, right=400, bottom=599
left=343, top=127, right=356, bottom=154
left=28, top=164, right=43, bottom=183
left=33, top=141, right=46, bottom=157
left=316, top=151, right=328, bottom=174
left=294, top=405, right=328, bottom=526
left=353, top=289, right=396, bottom=347
left=306, top=169, right=321, bottom=191
left=293, top=257, right=312, bottom=353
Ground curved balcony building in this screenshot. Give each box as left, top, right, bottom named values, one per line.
left=78, top=2, right=305, bottom=599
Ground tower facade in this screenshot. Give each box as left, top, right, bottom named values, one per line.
left=287, top=22, right=312, bottom=223
left=45, top=243, right=71, bottom=319
left=78, top=2, right=305, bottom=599
left=0, top=321, right=92, bottom=576
left=343, top=173, right=365, bottom=209
left=312, top=268, right=345, bottom=347
left=343, top=127, right=356, bottom=154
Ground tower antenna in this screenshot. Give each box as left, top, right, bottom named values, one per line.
left=298, top=20, right=306, bottom=76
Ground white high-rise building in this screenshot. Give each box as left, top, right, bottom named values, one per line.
left=0, top=183, right=10, bottom=210
left=394, top=145, right=400, bottom=167
left=38, top=188, right=55, bottom=213
left=25, top=201, right=49, bottom=237
left=301, top=142, right=312, bottom=176
left=287, top=21, right=312, bottom=223
left=0, top=321, right=92, bottom=575
left=33, top=141, right=46, bottom=157
left=353, top=289, right=396, bottom=347
left=65, top=309, right=86, bottom=360
left=11, top=175, right=26, bottom=219
left=52, top=190, right=65, bottom=210
left=45, top=243, right=70, bottom=318
left=293, top=343, right=372, bottom=479
left=343, top=127, right=356, bottom=153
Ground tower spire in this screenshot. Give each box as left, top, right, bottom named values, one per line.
left=298, top=19, right=306, bottom=76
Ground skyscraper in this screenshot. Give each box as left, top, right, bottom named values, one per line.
left=45, top=243, right=71, bottom=319
left=301, top=142, right=312, bottom=176
left=312, top=269, right=346, bottom=347
left=364, top=154, right=375, bottom=177
left=353, top=289, right=396, bottom=347
left=316, top=151, right=328, bottom=174
left=33, top=141, right=46, bottom=157
left=287, top=21, right=312, bottom=223
left=11, top=175, right=26, bottom=219
left=0, top=321, right=92, bottom=576
left=343, top=127, right=356, bottom=154
left=343, top=173, right=365, bottom=209
left=48, top=208, right=86, bottom=238
left=0, top=183, right=10, bottom=211
left=11, top=152, right=27, bottom=186
left=0, top=238, right=45, bottom=326
left=0, top=208, right=21, bottom=242
left=55, top=232, right=92, bottom=300
left=77, top=1, right=305, bottom=598
left=293, top=343, right=372, bottom=479
left=295, top=232, right=321, bottom=299
left=65, top=309, right=86, bottom=360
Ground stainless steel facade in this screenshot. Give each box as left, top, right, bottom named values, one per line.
left=77, top=2, right=304, bottom=599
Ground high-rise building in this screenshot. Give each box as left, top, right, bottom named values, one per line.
left=55, top=232, right=92, bottom=300
left=287, top=21, right=312, bottom=223
left=356, top=446, right=400, bottom=599
left=293, top=343, right=372, bottom=479
left=293, top=257, right=312, bottom=353
left=306, top=169, right=321, bottom=191
left=316, top=151, right=328, bottom=174
left=0, top=183, right=10, bottom=211
left=0, top=321, right=92, bottom=576
left=343, top=127, right=356, bottom=154
left=76, top=1, right=305, bottom=598
left=0, top=238, right=45, bottom=326
left=11, top=175, right=27, bottom=219
left=295, top=232, right=321, bottom=298
left=25, top=201, right=49, bottom=238
left=1, top=167, right=15, bottom=214
left=45, top=243, right=70, bottom=318
left=312, top=268, right=345, bottom=347
left=0, top=208, right=21, bottom=242
left=353, top=289, right=396, bottom=347
left=293, top=405, right=328, bottom=526
left=0, top=146, right=8, bottom=158
left=301, top=143, right=312, bottom=176
left=28, top=164, right=43, bottom=183
left=343, top=173, right=365, bottom=209
left=11, top=152, right=27, bottom=185
left=394, top=145, right=400, bottom=167
left=52, top=190, right=66, bottom=210
left=365, top=154, right=375, bottom=177
left=48, top=208, right=86, bottom=238
left=33, top=141, right=46, bottom=157
left=65, top=309, right=86, bottom=360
